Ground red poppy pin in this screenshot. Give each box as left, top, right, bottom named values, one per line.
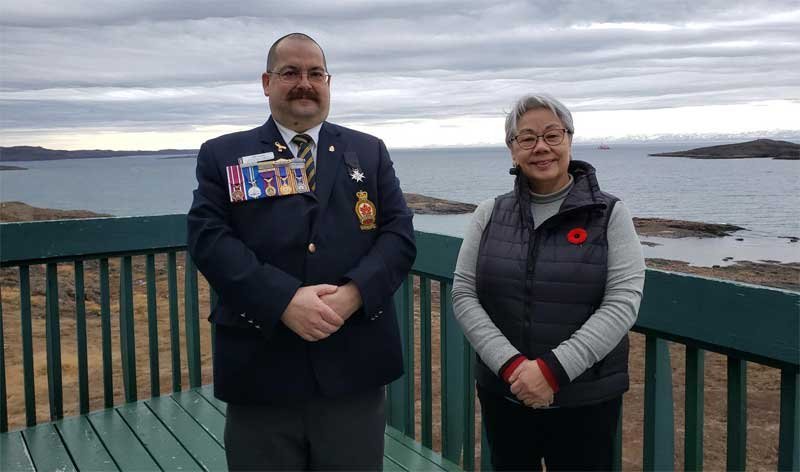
left=567, top=227, right=588, bottom=245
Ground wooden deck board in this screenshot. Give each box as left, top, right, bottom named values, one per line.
left=21, top=423, right=76, bottom=472
left=170, top=389, right=226, bottom=445
left=86, top=409, right=161, bottom=471
left=54, top=415, right=118, bottom=471
left=0, top=431, right=35, bottom=472
left=115, top=402, right=201, bottom=470
left=146, top=395, right=227, bottom=471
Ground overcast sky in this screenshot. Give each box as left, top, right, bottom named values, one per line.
left=1, top=1, right=799, bottom=149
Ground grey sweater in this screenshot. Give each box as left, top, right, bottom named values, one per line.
left=452, top=177, right=646, bottom=382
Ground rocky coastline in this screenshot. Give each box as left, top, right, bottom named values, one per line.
left=2, top=199, right=797, bottom=291
left=405, top=194, right=750, bottom=239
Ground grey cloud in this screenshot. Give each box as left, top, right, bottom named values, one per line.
left=1, top=1, right=798, bottom=141
left=4, top=0, right=797, bottom=26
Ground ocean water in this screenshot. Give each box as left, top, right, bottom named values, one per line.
left=1, top=143, right=798, bottom=265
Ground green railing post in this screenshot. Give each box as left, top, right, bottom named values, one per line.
left=419, top=277, right=432, bottom=449
left=388, top=275, right=416, bottom=438
left=45, top=263, right=63, bottom=421
left=119, top=256, right=137, bottom=403
left=167, top=251, right=181, bottom=392
left=184, top=254, right=201, bottom=389
left=99, top=258, right=113, bottom=408
left=74, top=261, right=89, bottom=414
left=727, top=357, right=747, bottom=470
left=462, top=343, right=475, bottom=471
left=19, top=265, right=36, bottom=426
left=685, top=347, right=705, bottom=471
left=778, top=369, right=799, bottom=471
left=440, top=281, right=466, bottom=464
left=642, top=335, right=674, bottom=471
left=404, top=276, right=416, bottom=438
left=387, top=276, right=411, bottom=433
left=146, top=254, right=160, bottom=397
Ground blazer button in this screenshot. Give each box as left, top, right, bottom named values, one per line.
left=308, top=243, right=316, bottom=254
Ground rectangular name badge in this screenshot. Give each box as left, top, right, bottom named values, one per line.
left=238, top=152, right=275, bottom=167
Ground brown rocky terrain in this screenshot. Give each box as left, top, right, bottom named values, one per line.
left=0, top=201, right=111, bottom=222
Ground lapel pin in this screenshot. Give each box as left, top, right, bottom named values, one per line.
left=329, top=145, right=335, bottom=152
left=274, top=141, right=287, bottom=152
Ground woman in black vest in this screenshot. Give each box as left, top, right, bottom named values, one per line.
left=453, top=94, right=646, bottom=470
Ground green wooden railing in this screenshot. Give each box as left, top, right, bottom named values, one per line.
left=0, top=216, right=207, bottom=426
left=0, top=216, right=798, bottom=470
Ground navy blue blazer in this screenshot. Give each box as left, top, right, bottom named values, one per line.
left=187, top=118, right=416, bottom=404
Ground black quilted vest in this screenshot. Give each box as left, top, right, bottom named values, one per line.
left=475, top=160, right=629, bottom=407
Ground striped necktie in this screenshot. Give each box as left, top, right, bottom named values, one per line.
left=291, top=134, right=315, bottom=191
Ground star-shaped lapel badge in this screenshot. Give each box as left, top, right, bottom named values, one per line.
left=349, top=168, right=365, bottom=183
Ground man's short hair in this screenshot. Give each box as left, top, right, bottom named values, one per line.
left=266, top=33, right=328, bottom=72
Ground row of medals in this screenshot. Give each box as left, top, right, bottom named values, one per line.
left=244, top=158, right=308, bottom=199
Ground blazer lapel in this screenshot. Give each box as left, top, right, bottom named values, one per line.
left=313, top=122, right=344, bottom=212
left=258, top=117, right=294, bottom=160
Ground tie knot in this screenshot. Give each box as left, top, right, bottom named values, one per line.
left=292, top=134, right=312, bottom=146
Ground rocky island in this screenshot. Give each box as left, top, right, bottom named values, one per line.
left=404, top=193, right=477, bottom=214
left=649, top=138, right=799, bottom=159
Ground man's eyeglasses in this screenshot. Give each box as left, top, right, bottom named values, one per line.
left=511, top=129, right=568, bottom=149
left=268, top=68, right=331, bottom=85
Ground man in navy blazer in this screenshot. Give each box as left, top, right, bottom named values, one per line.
left=187, top=33, right=415, bottom=470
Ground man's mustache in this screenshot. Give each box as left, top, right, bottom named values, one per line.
left=288, top=90, right=319, bottom=102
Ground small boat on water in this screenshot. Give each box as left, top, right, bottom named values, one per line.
left=597, top=143, right=611, bottom=150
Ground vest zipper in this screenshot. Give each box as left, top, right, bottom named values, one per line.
left=523, top=228, right=542, bottom=352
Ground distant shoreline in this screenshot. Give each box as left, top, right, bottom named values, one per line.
left=0, top=145, right=197, bottom=162
left=4, top=138, right=800, bottom=162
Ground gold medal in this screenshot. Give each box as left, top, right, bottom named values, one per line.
left=264, top=177, right=277, bottom=196
left=354, top=190, right=377, bottom=230
left=279, top=175, right=292, bottom=195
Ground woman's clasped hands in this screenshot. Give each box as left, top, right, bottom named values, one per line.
left=508, top=359, right=554, bottom=409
